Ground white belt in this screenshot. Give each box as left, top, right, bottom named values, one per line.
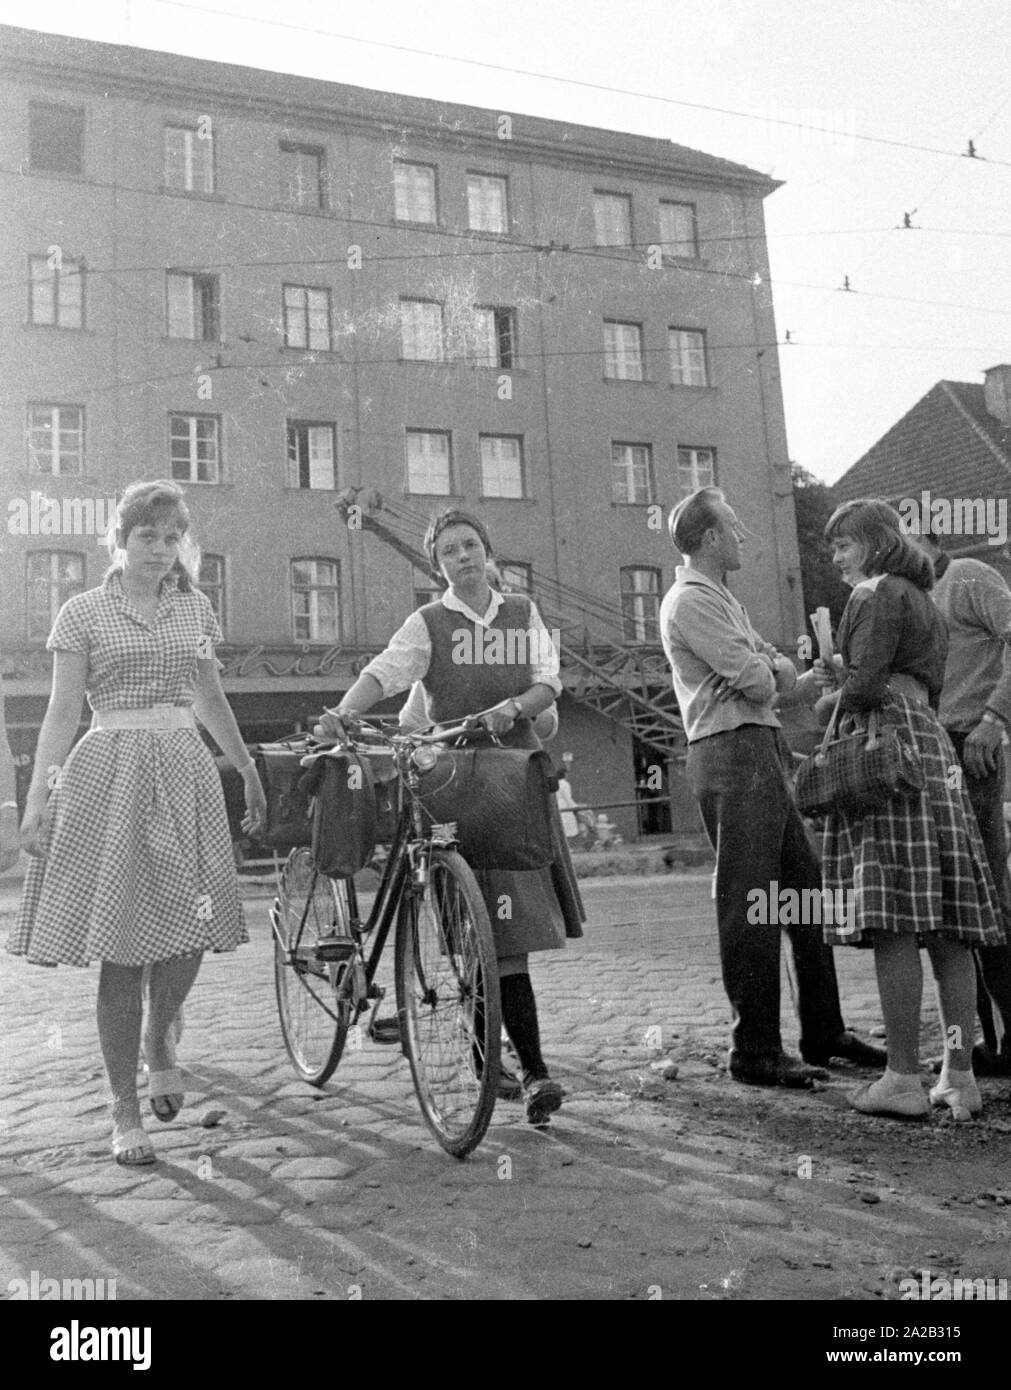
left=92, top=706, right=196, bottom=731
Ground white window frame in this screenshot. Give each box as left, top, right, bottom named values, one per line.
left=169, top=413, right=221, bottom=484
left=283, top=285, right=332, bottom=350
left=677, top=445, right=716, bottom=496
left=287, top=422, right=337, bottom=489
left=594, top=192, right=633, bottom=247
left=166, top=271, right=219, bottom=340
left=479, top=435, right=524, bottom=499
left=394, top=161, right=437, bottom=223
left=27, top=404, right=85, bottom=475
left=467, top=173, right=509, bottom=233
left=29, top=254, right=83, bottom=328
left=164, top=123, right=215, bottom=194
left=280, top=142, right=325, bottom=209
left=604, top=320, right=644, bottom=380
left=659, top=200, right=698, bottom=259
left=27, top=551, right=85, bottom=640
left=406, top=430, right=452, bottom=495
left=198, top=553, right=226, bottom=632
left=620, top=566, right=662, bottom=643
left=611, top=442, right=653, bottom=505
left=399, top=300, right=445, bottom=361
left=498, top=561, right=532, bottom=594
left=473, top=306, right=517, bottom=368
left=291, top=557, right=340, bottom=643
left=669, top=329, right=708, bottom=386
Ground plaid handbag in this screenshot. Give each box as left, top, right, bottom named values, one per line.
left=794, top=703, right=925, bottom=817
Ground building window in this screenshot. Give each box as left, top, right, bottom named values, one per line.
left=29, top=102, right=84, bottom=175
left=498, top=561, right=532, bottom=594
left=166, top=272, right=219, bottom=340
left=467, top=173, right=508, bottom=233
left=611, top=443, right=653, bottom=505
left=669, top=329, right=708, bottom=386
left=479, top=435, right=524, bottom=499
left=164, top=122, right=214, bottom=194
left=29, top=254, right=83, bottom=328
left=394, top=161, right=437, bottom=223
left=400, top=299, right=445, bottom=361
left=594, top=192, right=633, bottom=246
left=659, top=200, right=698, bottom=258
left=199, top=554, right=226, bottom=631
left=677, top=446, right=716, bottom=496
left=27, top=551, right=84, bottom=640
left=414, top=584, right=442, bottom=609
left=406, top=430, right=451, bottom=495
left=620, top=567, right=661, bottom=643
left=287, top=422, right=336, bottom=489
left=473, top=306, right=516, bottom=368
left=604, top=320, right=644, bottom=380
left=283, top=285, right=332, bottom=350
left=170, top=413, right=220, bottom=483
left=27, top=404, right=85, bottom=476
left=280, top=143, right=325, bottom=209
left=291, top=558, right=340, bottom=643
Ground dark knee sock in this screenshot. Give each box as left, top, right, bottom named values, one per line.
left=500, top=973, right=547, bottom=1082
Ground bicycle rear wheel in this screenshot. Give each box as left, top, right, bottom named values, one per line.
left=395, top=848, right=501, bottom=1158
left=273, top=847, right=355, bottom=1086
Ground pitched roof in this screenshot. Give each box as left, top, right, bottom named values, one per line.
left=833, top=380, right=1011, bottom=505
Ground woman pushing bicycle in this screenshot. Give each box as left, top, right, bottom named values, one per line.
left=316, top=508, right=584, bottom=1125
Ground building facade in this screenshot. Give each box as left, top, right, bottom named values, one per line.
left=0, top=25, right=806, bottom=839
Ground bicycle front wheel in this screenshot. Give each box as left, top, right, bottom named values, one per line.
left=273, top=847, right=354, bottom=1086
left=395, top=848, right=501, bottom=1158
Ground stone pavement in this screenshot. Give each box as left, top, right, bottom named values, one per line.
left=2, top=873, right=1010, bottom=1303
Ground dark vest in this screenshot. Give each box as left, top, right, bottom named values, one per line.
left=420, top=595, right=536, bottom=725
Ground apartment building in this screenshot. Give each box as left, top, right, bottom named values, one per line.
left=0, top=25, right=806, bottom=837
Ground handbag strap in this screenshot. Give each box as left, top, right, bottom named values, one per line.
left=815, top=701, right=879, bottom=760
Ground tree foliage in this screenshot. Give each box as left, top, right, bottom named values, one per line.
left=791, top=464, right=848, bottom=627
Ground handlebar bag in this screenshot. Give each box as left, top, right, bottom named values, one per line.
left=252, top=742, right=315, bottom=849
left=311, top=750, right=379, bottom=879
left=418, top=747, right=557, bottom=871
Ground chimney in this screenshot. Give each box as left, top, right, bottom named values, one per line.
left=983, top=364, right=1011, bottom=425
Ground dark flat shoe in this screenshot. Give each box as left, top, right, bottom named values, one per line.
left=729, top=1054, right=828, bottom=1089
left=803, top=1031, right=887, bottom=1069
left=523, top=1077, right=564, bottom=1125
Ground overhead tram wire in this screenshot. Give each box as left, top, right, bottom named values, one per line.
left=150, top=0, right=1011, bottom=169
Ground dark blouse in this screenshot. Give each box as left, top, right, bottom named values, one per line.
left=836, top=573, right=948, bottom=712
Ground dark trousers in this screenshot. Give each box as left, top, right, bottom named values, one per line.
left=686, top=724, right=846, bottom=1062
left=948, top=732, right=1011, bottom=1053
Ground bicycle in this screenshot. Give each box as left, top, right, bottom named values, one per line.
left=270, top=714, right=502, bottom=1159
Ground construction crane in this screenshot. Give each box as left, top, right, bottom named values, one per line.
left=335, top=489, right=685, bottom=757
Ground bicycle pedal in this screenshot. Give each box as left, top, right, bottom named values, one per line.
left=315, top=939, right=356, bottom=962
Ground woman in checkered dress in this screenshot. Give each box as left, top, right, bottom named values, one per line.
left=813, top=499, right=1002, bottom=1122
left=8, top=481, right=266, bottom=1166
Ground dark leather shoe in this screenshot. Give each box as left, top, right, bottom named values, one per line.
left=802, top=1031, right=887, bottom=1068
left=523, top=1077, right=564, bottom=1124
left=729, top=1053, right=829, bottom=1089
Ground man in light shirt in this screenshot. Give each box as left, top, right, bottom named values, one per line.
left=661, top=487, right=884, bottom=1087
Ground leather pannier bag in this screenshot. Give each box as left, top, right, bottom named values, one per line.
left=253, top=741, right=315, bottom=849
left=417, top=747, right=557, bottom=871
left=310, top=750, right=380, bottom=879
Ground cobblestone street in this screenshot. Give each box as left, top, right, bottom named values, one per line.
left=3, top=873, right=1011, bottom=1302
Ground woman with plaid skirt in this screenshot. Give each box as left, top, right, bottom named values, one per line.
left=812, top=499, right=1002, bottom=1121
left=8, top=481, right=266, bottom=1165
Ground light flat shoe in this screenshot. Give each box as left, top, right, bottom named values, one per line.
left=929, top=1079, right=982, bottom=1122
left=147, top=1069, right=185, bottom=1123
left=112, top=1124, right=156, bottom=1167
left=849, top=1079, right=929, bottom=1119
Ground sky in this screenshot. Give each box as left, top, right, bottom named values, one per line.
left=4, top=0, right=1010, bottom=484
